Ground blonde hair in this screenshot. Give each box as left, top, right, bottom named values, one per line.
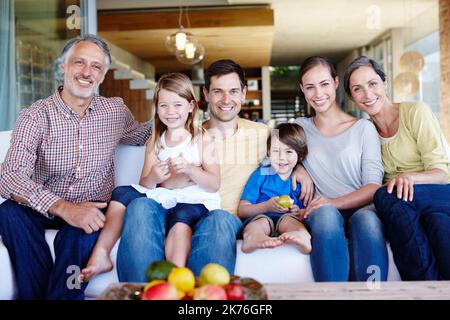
left=150, top=73, right=201, bottom=152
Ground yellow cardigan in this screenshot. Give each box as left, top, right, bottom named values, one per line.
left=381, top=101, right=450, bottom=182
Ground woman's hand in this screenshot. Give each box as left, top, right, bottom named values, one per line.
left=168, top=155, right=193, bottom=176
left=264, top=197, right=290, bottom=214
left=292, top=166, right=315, bottom=206
left=386, top=172, right=415, bottom=201
left=301, top=196, right=333, bottom=219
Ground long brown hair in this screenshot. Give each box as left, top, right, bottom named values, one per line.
left=299, top=56, right=337, bottom=85
left=299, top=56, right=338, bottom=117
left=150, top=73, right=201, bottom=152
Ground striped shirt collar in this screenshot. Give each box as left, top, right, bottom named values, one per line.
left=52, top=86, right=98, bottom=117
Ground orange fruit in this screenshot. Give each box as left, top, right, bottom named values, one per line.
left=168, top=267, right=196, bottom=292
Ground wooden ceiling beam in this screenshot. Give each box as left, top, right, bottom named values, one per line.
left=98, top=7, right=274, bottom=32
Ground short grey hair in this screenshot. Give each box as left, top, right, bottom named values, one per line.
left=343, top=56, right=386, bottom=97
left=60, top=34, right=112, bottom=70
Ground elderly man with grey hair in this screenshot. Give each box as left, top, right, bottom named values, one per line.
left=0, top=34, right=151, bottom=300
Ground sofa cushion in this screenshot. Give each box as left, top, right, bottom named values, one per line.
left=0, top=131, right=11, bottom=165
left=114, top=144, right=146, bottom=187
left=0, top=240, right=16, bottom=299
left=0, top=131, right=11, bottom=205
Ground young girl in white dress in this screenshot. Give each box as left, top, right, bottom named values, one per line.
left=81, top=73, right=220, bottom=281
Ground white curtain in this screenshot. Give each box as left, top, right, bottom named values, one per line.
left=0, top=0, right=17, bottom=131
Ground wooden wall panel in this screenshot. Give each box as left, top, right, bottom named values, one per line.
left=100, top=71, right=153, bottom=123
left=98, top=7, right=274, bottom=31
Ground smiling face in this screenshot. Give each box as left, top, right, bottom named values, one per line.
left=300, top=64, right=339, bottom=114
left=269, top=136, right=298, bottom=177
left=60, top=41, right=107, bottom=101
left=203, top=73, right=246, bottom=122
left=348, top=65, right=389, bottom=116
left=156, top=88, right=194, bottom=130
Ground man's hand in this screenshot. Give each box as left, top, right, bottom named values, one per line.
left=49, top=200, right=107, bottom=234
left=292, top=166, right=314, bottom=206
left=264, top=197, right=290, bottom=214
left=386, top=173, right=415, bottom=201
left=301, top=196, right=333, bottom=219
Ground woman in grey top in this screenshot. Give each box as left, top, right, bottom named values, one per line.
left=295, top=56, right=388, bottom=281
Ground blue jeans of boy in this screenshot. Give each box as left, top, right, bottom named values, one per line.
left=0, top=200, right=99, bottom=300
left=304, top=204, right=388, bottom=282
left=374, top=184, right=450, bottom=280
left=117, top=197, right=243, bottom=281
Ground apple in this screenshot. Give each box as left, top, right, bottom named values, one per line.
left=277, top=195, right=294, bottom=208
left=193, top=284, right=227, bottom=300
left=198, top=263, right=230, bottom=286
left=224, top=283, right=245, bottom=300
left=142, top=282, right=178, bottom=300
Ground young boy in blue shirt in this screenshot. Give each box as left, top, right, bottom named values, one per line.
left=238, top=123, right=311, bottom=254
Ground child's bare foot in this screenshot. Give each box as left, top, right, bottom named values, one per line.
left=241, top=233, right=283, bottom=253
left=279, top=231, right=312, bottom=254
left=80, top=248, right=113, bottom=282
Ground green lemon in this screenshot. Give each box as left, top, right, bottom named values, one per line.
left=145, top=260, right=176, bottom=282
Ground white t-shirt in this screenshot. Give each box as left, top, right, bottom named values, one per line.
left=132, top=131, right=221, bottom=211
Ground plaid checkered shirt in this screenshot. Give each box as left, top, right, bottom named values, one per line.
left=0, top=88, right=152, bottom=217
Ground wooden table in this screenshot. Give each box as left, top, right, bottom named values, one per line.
left=99, top=281, right=450, bottom=300
left=264, top=281, right=450, bottom=300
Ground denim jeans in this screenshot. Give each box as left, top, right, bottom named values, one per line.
left=304, top=204, right=388, bottom=282
left=0, top=200, right=99, bottom=300
left=111, top=185, right=145, bottom=207
left=111, top=185, right=208, bottom=231
left=117, top=197, right=243, bottom=281
left=374, top=184, right=450, bottom=280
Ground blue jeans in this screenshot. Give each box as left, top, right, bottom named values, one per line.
left=0, top=200, right=99, bottom=300
left=117, top=197, right=243, bottom=281
left=111, top=185, right=208, bottom=231
left=374, top=184, right=450, bottom=280
left=111, top=185, right=145, bottom=207
left=304, top=204, right=388, bottom=282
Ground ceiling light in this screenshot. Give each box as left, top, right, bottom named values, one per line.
left=176, top=40, right=205, bottom=65
left=165, top=5, right=205, bottom=65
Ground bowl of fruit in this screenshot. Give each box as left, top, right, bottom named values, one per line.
left=98, top=260, right=268, bottom=300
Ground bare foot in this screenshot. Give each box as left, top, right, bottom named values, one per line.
left=241, top=233, right=283, bottom=253
left=279, top=230, right=312, bottom=254
left=80, top=248, right=113, bottom=282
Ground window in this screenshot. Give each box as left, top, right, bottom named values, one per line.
left=406, top=31, right=440, bottom=119
left=0, top=0, right=83, bottom=130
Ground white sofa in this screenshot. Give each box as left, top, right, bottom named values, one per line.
left=0, top=130, right=401, bottom=299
